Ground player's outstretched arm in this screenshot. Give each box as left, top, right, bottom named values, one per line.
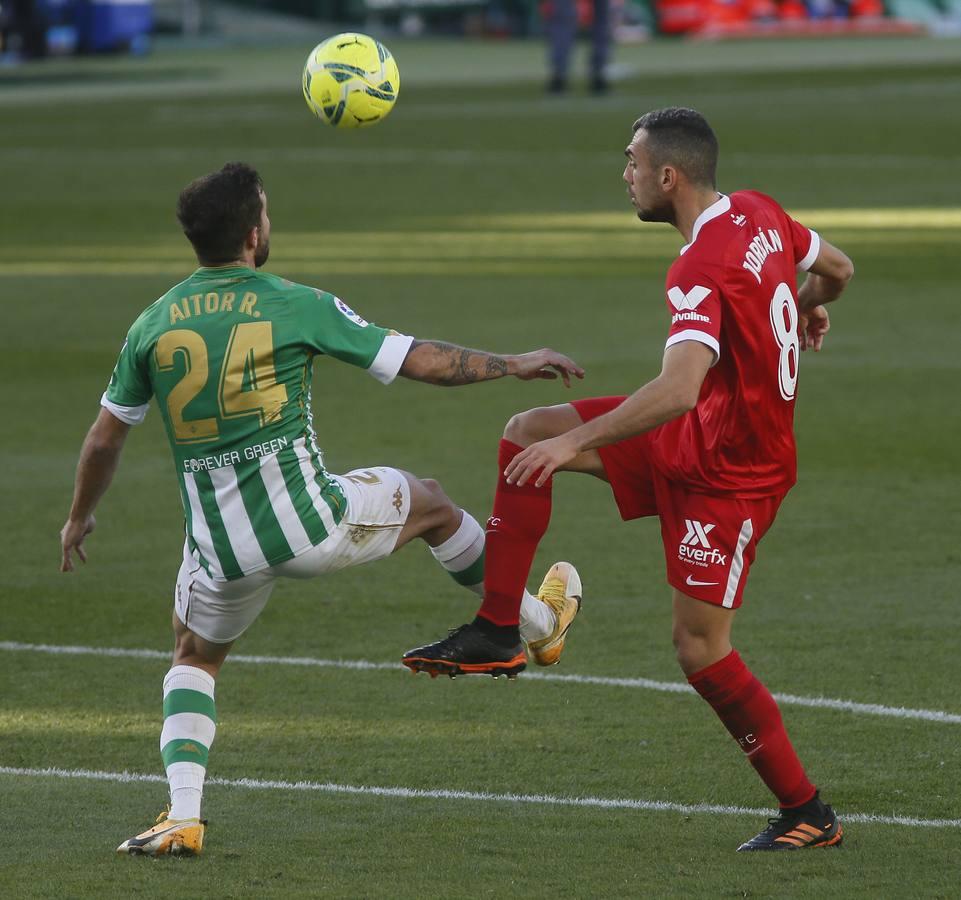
left=399, top=340, right=584, bottom=387
left=506, top=341, right=713, bottom=487
left=60, top=408, right=132, bottom=572
left=797, top=239, right=854, bottom=352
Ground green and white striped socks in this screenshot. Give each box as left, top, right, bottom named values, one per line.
left=429, top=511, right=555, bottom=641
left=429, top=510, right=486, bottom=594
left=161, top=665, right=216, bottom=821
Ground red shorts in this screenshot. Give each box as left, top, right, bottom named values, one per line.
left=571, top=396, right=785, bottom=610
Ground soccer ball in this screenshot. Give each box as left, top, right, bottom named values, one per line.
left=302, top=33, right=400, bottom=129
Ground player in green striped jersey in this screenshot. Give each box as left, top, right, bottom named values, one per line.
left=59, top=163, right=583, bottom=857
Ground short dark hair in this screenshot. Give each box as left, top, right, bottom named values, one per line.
left=176, top=162, right=264, bottom=264
left=631, top=108, right=718, bottom=188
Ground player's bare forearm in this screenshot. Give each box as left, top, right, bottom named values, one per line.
left=581, top=380, right=692, bottom=451
left=399, top=340, right=584, bottom=387
left=400, top=340, right=508, bottom=386
left=795, top=241, right=853, bottom=352
left=505, top=341, right=711, bottom=487
left=797, top=240, right=854, bottom=313
left=61, top=410, right=131, bottom=571
left=797, top=273, right=845, bottom=313
left=576, top=341, right=712, bottom=449
left=69, top=437, right=123, bottom=520
left=504, top=382, right=688, bottom=487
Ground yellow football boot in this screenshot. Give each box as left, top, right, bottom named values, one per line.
left=526, top=561, right=582, bottom=667
left=117, top=808, right=206, bottom=857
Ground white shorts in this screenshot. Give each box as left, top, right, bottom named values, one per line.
left=174, top=466, right=412, bottom=643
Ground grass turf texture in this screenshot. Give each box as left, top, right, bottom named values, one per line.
left=2, top=35, right=960, bottom=897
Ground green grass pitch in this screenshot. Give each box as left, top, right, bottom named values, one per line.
left=1, top=35, right=960, bottom=897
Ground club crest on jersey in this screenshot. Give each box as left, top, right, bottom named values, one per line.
left=668, top=285, right=712, bottom=324
left=334, top=297, right=369, bottom=327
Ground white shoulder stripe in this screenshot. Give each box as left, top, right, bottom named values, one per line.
left=369, top=333, right=414, bottom=384
left=665, top=329, right=720, bottom=365
left=797, top=229, right=820, bottom=271
left=100, top=392, right=149, bottom=425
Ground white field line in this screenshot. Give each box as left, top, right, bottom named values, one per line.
left=3, top=641, right=960, bottom=726
left=0, top=765, right=958, bottom=830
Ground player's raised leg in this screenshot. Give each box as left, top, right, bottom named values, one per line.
left=673, top=591, right=841, bottom=851
left=118, top=609, right=233, bottom=857
left=402, top=404, right=599, bottom=676
left=400, top=474, right=558, bottom=649
left=397, top=471, right=526, bottom=677
left=479, top=404, right=592, bottom=628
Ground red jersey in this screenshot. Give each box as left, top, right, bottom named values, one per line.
left=649, top=191, right=821, bottom=498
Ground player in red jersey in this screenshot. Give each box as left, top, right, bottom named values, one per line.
left=404, top=107, right=854, bottom=851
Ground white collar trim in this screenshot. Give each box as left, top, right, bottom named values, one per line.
left=679, top=193, right=730, bottom=255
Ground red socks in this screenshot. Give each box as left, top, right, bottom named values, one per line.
left=477, top=440, right=553, bottom=627
left=688, top=649, right=816, bottom=809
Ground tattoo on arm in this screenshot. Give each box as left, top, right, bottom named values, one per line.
left=453, top=348, right=477, bottom=384
left=407, top=340, right=509, bottom=386
left=485, top=355, right=508, bottom=378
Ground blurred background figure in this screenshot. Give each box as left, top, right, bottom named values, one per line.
left=544, top=0, right=612, bottom=94
left=2, top=0, right=48, bottom=59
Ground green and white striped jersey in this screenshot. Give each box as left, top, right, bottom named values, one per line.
left=102, top=266, right=413, bottom=581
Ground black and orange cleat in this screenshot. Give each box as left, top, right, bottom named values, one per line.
left=737, top=794, right=843, bottom=852
left=402, top=622, right=526, bottom=679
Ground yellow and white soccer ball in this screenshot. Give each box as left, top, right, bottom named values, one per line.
left=302, top=33, right=400, bottom=129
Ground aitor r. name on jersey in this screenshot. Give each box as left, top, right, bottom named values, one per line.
left=101, top=267, right=413, bottom=581
left=650, top=191, right=821, bottom=498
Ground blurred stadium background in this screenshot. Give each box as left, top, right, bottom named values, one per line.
left=2, top=0, right=960, bottom=897
left=1, top=0, right=960, bottom=58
